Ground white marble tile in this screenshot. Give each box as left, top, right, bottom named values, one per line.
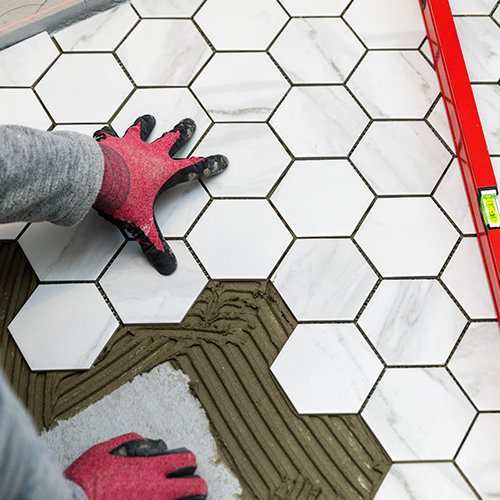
left=472, top=84, right=500, bottom=155
left=193, top=123, right=291, bottom=197
left=491, top=157, right=500, bottom=191
left=53, top=4, right=138, bottom=51
left=344, top=0, right=426, bottom=49
left=271, top=323, right=383, bottom=414
left=455, top=17, right=500, bottom=83
left=117, top=20, right=211, bottom=86
left=359, top=280, right=466, bottom=365
left=441, top=237, right=496, bottom=319
left=427, top=97, right=455, bottom=150
left=187, top=199, right=292, bottom=279
left=434, top=159, right=476, bottom=235
left=362, top=367, right=476, bottom=460
left=36, top=53, right=133, bottom=123
left=449, top=322, right=500, bottom=410
left=270, top=18, right=364, bottom=84
left=272, top=238, right=377, bottom=320
left=191, top=52, right=289, bottom=122
left=111, top=88, right=211, bottom=157
left=271, top=86, right=369, bottom=157
left=279, top=0, right=349, bottom=15
left=131, top=0, right=202, bottom=17
left=355, top=198, right=458, bottom=277
left=0, top=32, right=59, bottom=86
left=351, top=121, right=451, bottom=195
left=8, top=283, right=118, bottom=370
left=456, top=413, right=500, bottom=500
left=0, top=222, right=27, bottom=240
left=348, top=51, right=440, bottom=119
left=52, top=124, right=107, bottom=136
left=155, top=181, right=209, bottom=238
left=271, top=159, right=373, bottom=237
left=451, top=0, right=496, bottom=15
left=195, top=0, right=288, bottom=50
left=0, top=88, right=52, bottom=130
left=374, top=463, right=478, bottom=500
left=420, top=39, right=433, bottom=64
left=19, top=211, right=124, bottom=282
left=100, top=240, right=207, bottom=323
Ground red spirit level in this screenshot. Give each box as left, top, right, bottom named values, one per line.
left=419, top=0, right=500, bottom=319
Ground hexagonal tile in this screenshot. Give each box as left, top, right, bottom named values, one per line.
left=452, top=0, right=496, bottom=14
left=8, top=283, right=118, bottom=370
left=18, top=211, right=124, bottom=281
left=117, top=20, right=211, bottom=86
left=155, top=181, right=209, bottom=238
left=0, top=222, right=27, bottom=240
left=344, top=0, right=425, bottom=49
left=348, top=51, right=439, bottom=119
left=53, top=3, right=138, bottom=51
left=351, top=121, right=451, bottom=195
left=355, top=198, right=458, bottom=277
left=100, top=240, right=207, bottom=323
left=434, top=159, right=475, bottom=235
left=271, top=323, right=383, bottom=414
left=279, top=0, right=349, bottom=15
left=270, top=18, right=364, bottom=83
left=454, top=17, right=500, bottom=83
left=472, top=84, right=500, bottom=154
left=52, top=123, right=107, bottom=136
left=36, top=53, right=133, bottom=122
left=272, top=238, right=377, bottom=320
left=427, top=96, right=455, bottom=150
left=0, top=89, right=52, bottom=129
left=191, top=52, right=288, bottom=122
left=0, top=32, right=58, bottom=86
left=373, top=463, right=477, bottom=500
left=187, top=199, right=292, bottom=279
left=195, top=0, right=288, bottom=50
left=193, top=123, right=291, bottom=197
left=362, top=367, right=476, bottom=460
left=359, top=280, right=466, bottom=365
left=131, top=0, right=202, bottom=17
left=270, top=86, right=369, bottom=157
left=110, top=88, right=211, bottom=157
left=449, top=323, right=500, bottom=411
left=456, top=414, right=500, bottom=500
left=271, top=159, right=374, bottom=237
left=441, top=237, right=496, bottom=319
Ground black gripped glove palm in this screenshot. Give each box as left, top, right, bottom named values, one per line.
left=92, top=115, right=228, bottom=275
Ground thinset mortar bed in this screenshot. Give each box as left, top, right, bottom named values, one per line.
left=0, top=241, right=390, bottom=500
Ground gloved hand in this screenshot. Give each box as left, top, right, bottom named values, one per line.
left=92, top=115, right=228, bottom=275
left=64, top=433, right=208, bottom=500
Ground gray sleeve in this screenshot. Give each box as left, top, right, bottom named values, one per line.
left=0, top=125, right=104, bottom=227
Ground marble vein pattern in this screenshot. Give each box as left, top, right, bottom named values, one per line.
left=448, top=322, right=500, bottom=410
left=19, top=212, right=124, bottom=282
left=0, top=89, right=52, bottom=130
left=270, top=18, right=365, bottom=84
left=472, top=84, right=500, bottom=154
left=117, top=20, right=212, bottom=86
left=278, top=0, right=349, bottom=16
left=0, top=32, right=58, bottom=86
left=441, top=237, right=496, bottom=319
left=99, top=241, right=207, bottom=324
left=131, top=0, right=202, bottom=17
left=456, top=413, right=500, bottom=500
left=53, top=4, right=138, bottom=52
left=358, top=280, right=466, bottom=365
left=187, top=199, right=292, bottom=279
left=351, top=121, right=451, bottom=195
left=373, top=463, right=477, bottom=500
left=355, top=198, right=458, bottom=277
left=193, top=123, right=291, bottom=197
left=344, top=0, right=426, bottom=49
left=348, top=50, right=440, bottom=119
left=271, top=324, right=383, bottom=414
left=191, top=52, right=289, bottom=122
left=270, top=86, right=369, bottom=157
left=362, top=367, right=476, bottom=460
left=270, top=159, right=373, bottom=237
left=450, top=0, right=497, bottom=15
left=272, top=238, right=378, bottom=321
left=194, top=0, right=288, bottom=50
left=8, top=284, right=119, bottom=371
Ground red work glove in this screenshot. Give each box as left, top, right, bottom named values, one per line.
left=93, top=115, right=228, bottom=275
left=64, top=433, right=208, bottom=500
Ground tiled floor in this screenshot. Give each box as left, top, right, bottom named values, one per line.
left=1, top=0, right=500, bottom=497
